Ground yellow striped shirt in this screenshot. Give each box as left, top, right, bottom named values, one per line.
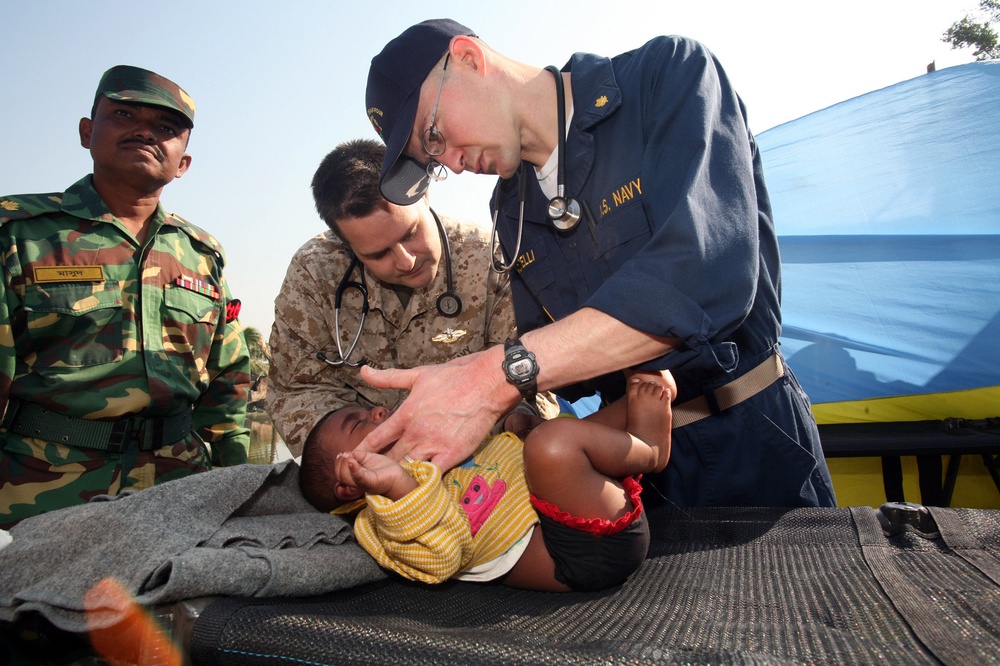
left=343, top=432, right=537, bottom=584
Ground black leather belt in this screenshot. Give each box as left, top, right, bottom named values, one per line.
left=1, top=398, right=193, bottom=452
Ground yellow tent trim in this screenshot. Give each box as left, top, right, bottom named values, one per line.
left=813, top=385, right=1000, bottom=425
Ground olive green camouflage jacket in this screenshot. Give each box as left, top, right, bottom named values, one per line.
left=0, top=176, right=250, bottom=464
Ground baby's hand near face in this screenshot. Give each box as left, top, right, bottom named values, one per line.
left=335, top=450, right=417, bottom=501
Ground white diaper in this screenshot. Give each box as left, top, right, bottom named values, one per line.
left=454, top=526, right=534, bottom=582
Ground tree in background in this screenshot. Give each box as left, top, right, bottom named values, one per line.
left=943, top=0, right=1000, bottom=60
left=242, top=326, right=278, bottom=462
left=242, top=326, right=271, bottom=385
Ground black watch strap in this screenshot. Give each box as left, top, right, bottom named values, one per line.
left=502, top=338, right=539, bottom=401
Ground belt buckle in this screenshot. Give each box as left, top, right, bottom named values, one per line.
left=1, top=399, right=23, bottom=430
left=107, top=419, right=135, bottom=453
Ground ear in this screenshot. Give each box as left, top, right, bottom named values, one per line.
left=174, top=153, right=193, bottom=179
left=449, top=35, right=488, bottom=76
left=79, top=117, right=93, bottom=149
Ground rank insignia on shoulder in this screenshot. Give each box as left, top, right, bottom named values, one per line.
left=174, top=275, right=221, bottom=300
left=432, top=328, right=467, bottom=344
left=226, top=299, right=241, bottom=323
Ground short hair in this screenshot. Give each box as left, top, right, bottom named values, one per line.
left=311, top=139, right=390, bottom=238
left=298, top=410, right=344, bottom=512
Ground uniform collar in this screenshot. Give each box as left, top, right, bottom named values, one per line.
left=60, top=175, right=223, bottom=258
left=61, top=175, right=170, bottom=243
left=564, top=51, right=622, bottom=131
left=493, top=53, right=622, bottom=238
left=62, top=175, right=132, bottom=225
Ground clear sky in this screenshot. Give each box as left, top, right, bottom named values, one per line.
left=1, top=0, right=980, bottom=335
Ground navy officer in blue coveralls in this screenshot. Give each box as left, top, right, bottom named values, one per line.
left=356, top=19, right=836, bottom=508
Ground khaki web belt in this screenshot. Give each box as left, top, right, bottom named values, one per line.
left=672, top=352, right=785, bottom=429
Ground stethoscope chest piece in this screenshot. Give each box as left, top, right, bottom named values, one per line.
left=324, top=208, right=463, bottom=367
left=436, top=291, right=463, bottom=318
left=546, top=64, right=582, bottom=232
left=489, top=66, right=584, bottom=272
left=547, top=195, right=581, bottom=231
left=431, top=209, right=463, bottom=318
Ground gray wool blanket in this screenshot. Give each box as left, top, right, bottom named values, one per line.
left=0, top=460, right=385, bottom=633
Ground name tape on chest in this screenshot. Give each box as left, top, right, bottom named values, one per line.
left=33, top=266, right=106, bottom=283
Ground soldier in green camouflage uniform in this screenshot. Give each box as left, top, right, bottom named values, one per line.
left=0, top=66, right=250, bottom=529
left=267, top=139, right=555, bottom=457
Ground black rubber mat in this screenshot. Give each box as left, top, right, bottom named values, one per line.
left=189, top=506, right=1000, bottom=665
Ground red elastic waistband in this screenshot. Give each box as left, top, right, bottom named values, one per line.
left=530, top=476, right=644, bottom=537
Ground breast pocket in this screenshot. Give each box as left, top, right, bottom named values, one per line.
left=515, top=243, right=555, bottom=297
left=515, top=239, right=596, bottom=323
left=514, top=241, right=574, bottom=319
left=592, top=200, right=651, bottom=261
left=162, top=285, right=221, bottom=377
left=24, top=281, right=124, bottom=367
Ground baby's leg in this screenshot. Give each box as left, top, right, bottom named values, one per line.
left=623, top=376, right=672, bottom=472
left=522, top=379, right=672, bottom=521
left=502, top=528, right=571, bottom=592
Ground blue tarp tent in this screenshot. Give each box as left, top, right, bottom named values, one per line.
left=759, top=61, right=1000, bottom=426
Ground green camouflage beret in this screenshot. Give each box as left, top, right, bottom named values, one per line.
left=95, top=65, right=196, bottom=128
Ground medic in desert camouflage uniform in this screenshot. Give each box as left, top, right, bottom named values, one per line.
left=267, top=139, right=555, bottom=458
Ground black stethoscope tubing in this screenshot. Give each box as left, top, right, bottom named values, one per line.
left=490, top=66, right=582, bottom=274
left=319, top=208, right=460, bottom=368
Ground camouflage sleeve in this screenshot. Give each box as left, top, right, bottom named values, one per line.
left=265, top=249, right=359, bottom=458
left=0, top=254, right=13, bottom=415
left=1, top=204, right=23, bottom=417
left=194, top=272, right=250, bottom=466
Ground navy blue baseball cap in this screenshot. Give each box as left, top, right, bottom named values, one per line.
left=366, top=19, right=476, bottom=205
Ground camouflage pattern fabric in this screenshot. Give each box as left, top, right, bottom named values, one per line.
left=267, top=216, right=557, bottom=457
left=95, top=64, right=196, bottom=128
left=0, top=176, right=250, bottom=528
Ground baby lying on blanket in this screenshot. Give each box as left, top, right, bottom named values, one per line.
left=299, top=370, right=674, bottom=592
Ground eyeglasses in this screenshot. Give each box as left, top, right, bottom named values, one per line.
left=422, top=54, right=450, bottom=182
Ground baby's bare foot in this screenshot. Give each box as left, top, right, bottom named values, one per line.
left=625, top=377, right=673, bottom=472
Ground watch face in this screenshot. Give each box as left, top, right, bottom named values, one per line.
left=509, top=358, right=533, bottom=379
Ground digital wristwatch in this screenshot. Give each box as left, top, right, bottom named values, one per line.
left=502, top=338, right=539, bottom=401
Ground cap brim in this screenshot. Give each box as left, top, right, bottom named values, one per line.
left=380, top=157, right=430, bottom=206
left=378, top=90, right=429, bottom=206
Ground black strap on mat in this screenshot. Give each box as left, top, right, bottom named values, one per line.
left=929, top=506, right=1000, bottom=585
left=853, top=506, right=999, bottom=666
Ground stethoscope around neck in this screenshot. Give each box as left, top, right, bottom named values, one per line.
left=317, top=208, right=461, bottom=368
left=490, top=65, right=583, bottom=273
